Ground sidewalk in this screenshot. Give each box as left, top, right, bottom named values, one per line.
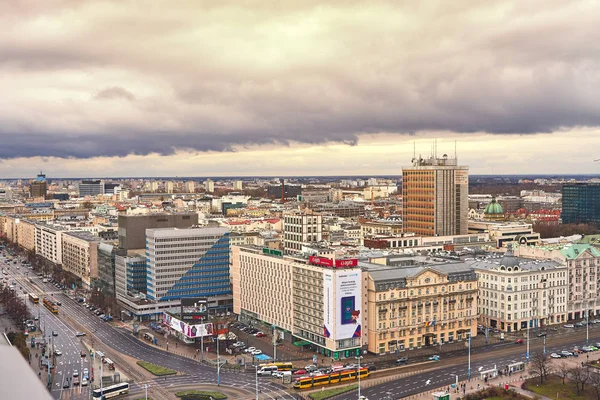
left=405, top=346, right=600, bottom=400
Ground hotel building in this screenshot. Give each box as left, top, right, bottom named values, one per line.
left=472, top=249, right=567, bottom=332
left=362, top=260, right=478, bottom=354
left=232, top=245, right=365, bottom=360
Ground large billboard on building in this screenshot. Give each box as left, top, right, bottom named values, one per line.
left=323, top=269, right=362, bottom=340
left=180, top=297, right=208, bottom=321
left=310, top=256, right=358, bottom=268
left=163, top=313, right=213, bottom=338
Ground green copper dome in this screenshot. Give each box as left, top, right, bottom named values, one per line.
left=484, top=198, right=504, bottom=215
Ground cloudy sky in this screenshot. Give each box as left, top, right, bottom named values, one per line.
left=1, top=0, right=600, bottom=178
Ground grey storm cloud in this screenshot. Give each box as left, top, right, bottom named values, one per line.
left=0, top=0, right=599, bottom=160
left=94, top=87, right=136, bottom=102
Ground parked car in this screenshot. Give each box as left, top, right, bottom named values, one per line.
left=550, top=353, right=562, bottom=359
left=251, top=349, right=263, bottom=355
left=575, top=322, right=585, bottom=328
left=244, top=347, right=256, bottom=353
left=564, top=324, right=575, bottom=328
left=537, top=332, right=547, bottom=337
left=428, top=355, right=440, bottom=361
left=396, top=357, right=409, bottom=364
left=561, top=350, right=574, bottom=357
left=294, top=369, right=307, bottom=375
left=254, top=332, right=266, bottom=338
left=515, top=339, right=524, bottom=344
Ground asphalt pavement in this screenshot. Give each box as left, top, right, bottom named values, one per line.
left=1, top=257, right=92, bottom=400
left=5, top=260, right=296, bottom=399
left=333, top=325, right=600, bottom=399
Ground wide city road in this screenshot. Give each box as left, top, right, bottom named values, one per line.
left=5, top=258, right=295, bottom=399
left=1, top=255, right=92, bottom=400
left=335, top=324, right=600, bottom=399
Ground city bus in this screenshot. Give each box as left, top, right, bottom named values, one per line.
left=43, top=297, right=59, bottom=314
left=29, top=293, right=39, bottom=304
left=258, top=362, right=294, bottom=371
left=92, top=382, right=129, bottom=398
left=293, top=367, right=369, bottom=390
left=105, top=358, right=115, bottom=370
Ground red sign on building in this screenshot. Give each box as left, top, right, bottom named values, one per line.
left=309, top=256, right=358, bottom=268
left=335, top=259, right=358, bottom=268
left=309, top=256, right=334, bottom=267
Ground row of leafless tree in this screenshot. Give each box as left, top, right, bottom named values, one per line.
left=530, top=351, right=600, bottom=398
left=0, top=287, right=32, bottom=326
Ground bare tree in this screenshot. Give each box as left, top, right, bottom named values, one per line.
left=570, top=366, right=591, bottom=396
left=531, top=351, right=552, bottom=384
left=590, top=370, right=600, bottom=400
left=557, top=361, right=570, bottom=385
left=570, top=366, right=583, bottom=395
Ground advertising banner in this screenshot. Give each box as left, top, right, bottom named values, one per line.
left=181, top=297, right=208, bottom=320
left=335, top=259, right=358, bottom=268
left=335, top=269, right=362, bottom=339
left=310, top=256, right=334, bottom=267
left=163, top=313, right=214, bottom=338
left=323, top=271, right=334, bottom=338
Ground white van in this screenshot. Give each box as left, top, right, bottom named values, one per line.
left=257, top=366, right=278, bottom=376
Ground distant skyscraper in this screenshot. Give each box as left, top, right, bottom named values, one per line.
left=79, top=179, right=104, bottom=197
left=185, top=181, right=195, bottom=193
left=233, top=180, right=243, bottom=190
left=150, top=181, right=159, bottom=192
left=145, top=227, right=231, bottom=301
left=165, top=181, right=174, bottom=194
left=204, top=179, right=215, bottom=193
left=30, top=171, right=48, bottom=199
left=283, top=211, right=322, bottom=254
left=402, top=154, right=468, bottom=236
left=562, top=183, right=600, bottom=224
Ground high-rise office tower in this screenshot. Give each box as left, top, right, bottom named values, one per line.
left=562, top=183, right=600, bottom=224
left=79, top=179, right=104, bottom=197
left=402, top=154, right=468, bottom=236
left=145, top=227, right=231, bottom=301
left=30, top=171, right=48, bottom=199
left=283, top=211, right=322, bottom=254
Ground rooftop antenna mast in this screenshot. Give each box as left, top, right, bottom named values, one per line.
left=454, top=140, right=458, bottom=161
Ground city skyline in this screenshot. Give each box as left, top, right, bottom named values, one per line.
left=1, top=1, right=600, bottom=177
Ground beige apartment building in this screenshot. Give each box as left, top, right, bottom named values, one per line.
left=16, top=219, right=36, bottom=252
left=61, top=231, right=101, bottom=287
left=514, top=243, right=600, bottom=321
left=232, top=245, right=366, bottom=360
left=363, top=261, right=478, bottom=354
left=35, top=223, right=67, bottom=265
left=472, top=249, right=567, bottom=332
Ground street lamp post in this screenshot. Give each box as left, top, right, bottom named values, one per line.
left=543, top=334, right=546, bottom=356
left=255, top=365, right=259, bottom=400
left=145, top=383, right=148, bottom=400
left=217, top=334, right=221, bottom=386
left=272, top=325, right=277, bottom=361
left=467, top=332, right=471, bottom=382
left=586, top=309, right=590, bottom=347
left=526, top=322, right=530, bottom=363
left=356, top=355, right=363, bottom=400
